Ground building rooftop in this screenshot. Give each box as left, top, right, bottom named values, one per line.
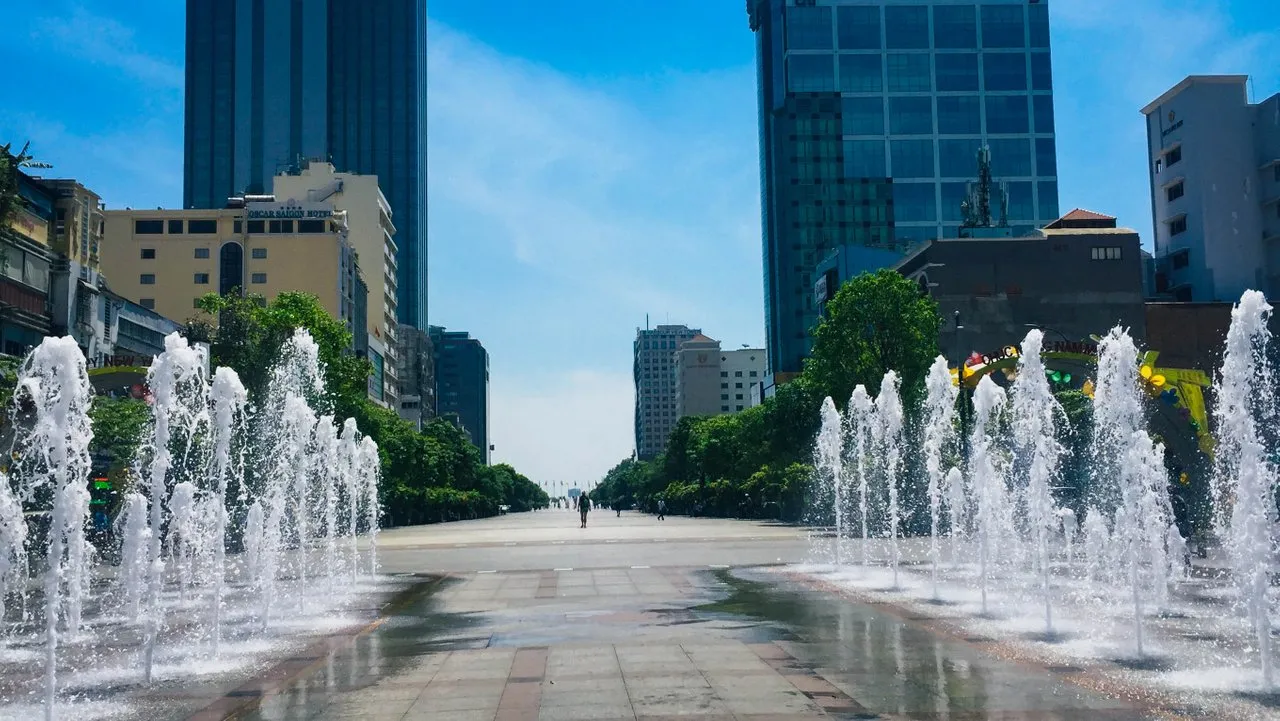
left=1141, top=75, right=1249, bottom=115
left=1043, top=208, right=1118, bottom=230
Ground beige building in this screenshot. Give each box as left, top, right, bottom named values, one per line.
left=101, top=167, right=400, bottom=406
left=674, top=336, right=767, bottom=420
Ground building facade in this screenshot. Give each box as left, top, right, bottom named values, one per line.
left=184, top=0, right=428, bottom=327
left=1142, top=76, right=1280, bottom=302
left=749, top=0, right=1060, bottom=376
left=721, top=348, right=767, bottom=413
left=633, top=324, right=700, bottom=460
left=674, top=334, right=722, bottom=418
left=894, top=209, right=1146, bottom=358
left=1, top=169, right=57, bottom=355
left=430, top=326, right=490, bottom=463
left=396, top=322, right=436, bottom=430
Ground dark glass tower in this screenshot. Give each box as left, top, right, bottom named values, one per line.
left=184, top=0, right=429, bottom=327
left=749, top=0, right=1058, bottom=375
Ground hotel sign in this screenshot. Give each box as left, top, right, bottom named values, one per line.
left=245, top=201, right=333, bottom=220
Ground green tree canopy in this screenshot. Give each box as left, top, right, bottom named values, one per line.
left=806, top=269, right=942, bottom=407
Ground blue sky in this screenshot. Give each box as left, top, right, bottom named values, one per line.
left=1, top=0, right=1276, bottom=485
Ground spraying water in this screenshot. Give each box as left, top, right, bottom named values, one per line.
left=969, top=375, right=1008, bottom=615
left=313, top=416, right=340, bottom=591
left=0, top=467, right=28, bottom=627
left=341, top=419, right=362, bottom=583
left=874, top=372, right=905, bottom=589
left=114, top=493, right=148, bottom=620
left=1010, top=330, right=1064, bottom=635
left=923, top=356, right=958, bottom=598
left=361, top=437, right=382, bottom=576
left=12, top=337, right=95, bottom=721
left=1210, top=290, right=1279, bottom=687
left=846, top=386, right=873, bottom=568
left=209, top=367, right=247, bottom=654
left=141, top=333, right=210, bottom=683
left=816, top=398, right=844, bottom=565
left=944, top=467, right=965, bottom=563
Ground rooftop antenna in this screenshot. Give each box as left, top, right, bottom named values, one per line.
left=646, top=313, right=650, bottom=331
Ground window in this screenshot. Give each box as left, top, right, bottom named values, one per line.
left=1039, top=181, right=1060, bottom=219
left=168, top=219, right=184, bottom=234
left=983, top=53, right=1026, bottom=91
left=135, top=220, right=164, bottom=235
left=1274, top=165, right=1280, bottom=183
left=837, top=6, right=881, bottom=50
left=140, top=248, right=156, bottom=259
left=936, top=96, right=981, bottom=134
left=888, top=97, right=932, bottom=134
left=841, top=97, right=883, bottom=135
left=251, top=272, right=267, bottom=284
left=721, top=406, right=730, bottom=413
left=268, top=219, right=294, bottom=234
left=194, top=247, right=210, bottom=259
left=1033, top=95, right=1055, bottom=134
left=188, top=219, right=217, bottom=234
left=935, top=53, right=979, bottom=91
left=787, top=54, right=835, bottom=92
left=886, top=54, right=931, bottom=92
left=786, top=6, right=832, bottom=50
left=1030, top=52, right=1052, bottom=91
left=892, top=139, right=935, bottom=178
left=844, top=139, right=887, bottom=176
left=750, top=371, right=758, bottom=377
left=1091, top=247, right=1122, bottom=261
left=1165, top=145, right=1182, bottom=167
left=219, top=242, right=243, bottom=295
left=734, top=371, right=743, bottom=377
left=252, top=247, right=268, bottom=259
left=721, top=394, right=729, bottom=401
left=988, top=138, right=1033, bottom=176
left=298, top=219, right=326, bottom=233
left=736, top=394, right=744, bottom=401
left=986, top=95, right=1030, bottom=134
left=981, top=4, right=1025, bottom=48
left=1036, top=138, right=1057, bottom=175
left=720, top=371, right=728, bottom=377
left=942, top=182, right=969, bottom=221
left=885, top=6, right=929, bottom=49
left=894, top=182, right=938, bottom=222
left=933, top=6, right=976, bottom=49
left=737, top=406, right=744, bottom=412
left=721, top=383, right=728, bottom=389
left=1007, top=181, right=1034, bottom=220
left=1172, top=250, right=1190, bottom=269
left=194, top=272, right=210, bottom=284
left=140, top=298, right=155, bottom=310
left=1169, top=215, right=1188, bottom=236
left=247, top=220, right=265, bottom=234
left=1166, top=181, right=1185, bottom=203
left=234, top=220, right=243, bottom=234
left=839, top=54, right=882, bottom=93
left=1029, top=3, right=1050, bottom=47
left=939, top=138, right=982, bottom=177
left=140, top=273, right=156, bottom=285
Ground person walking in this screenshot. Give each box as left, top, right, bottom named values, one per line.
left=579, top=493, right=591, bottom=529
left=657, top=498, right=667, bottom=521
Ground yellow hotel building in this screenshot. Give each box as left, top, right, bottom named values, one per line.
left=101, top=165, right=400, bottom=406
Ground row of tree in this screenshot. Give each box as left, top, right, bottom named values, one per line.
left=596, top=270, right=943, bottom=522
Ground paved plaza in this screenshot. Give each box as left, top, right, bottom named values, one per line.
left=170, top=510, right=1208, bottom=721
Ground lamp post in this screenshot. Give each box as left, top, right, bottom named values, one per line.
left=954, top=311, right=970, bottom=459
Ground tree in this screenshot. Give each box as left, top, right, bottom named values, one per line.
left=806, top=269, right=942, bottom=407
left=88, top=396, right=151, bottom=488
left=0, top=142, right=36, bottom=227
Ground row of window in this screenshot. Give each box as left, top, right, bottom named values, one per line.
left=786, top=4, right=1050, bottom=52
left=839, top=95, right=1055, bottom=137
left=840, top=137, right=1055, bottom=179
left=1090, top=246, right=1123, bottom=261
left=719, top=370, right=759, bottom=378
left=133, top=219, right=329, bottom=236
left=139, top=272, right=267, bottom=285
left=140, top=247, right=268, bottom=259
left=788, top=51, right=1051, bottom=95
left=721, top=405, right=746, bottom=413
left=720, top=394, right=746, bottom=401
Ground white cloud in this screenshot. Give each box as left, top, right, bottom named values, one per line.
left=30, top=4, right=184, bottom=91
left=489, top=369, right=635, bottom=487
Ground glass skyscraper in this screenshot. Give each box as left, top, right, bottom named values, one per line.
left=749, top=0, right=1059, bottom=375
left=184, top=0, right=429, bottom=328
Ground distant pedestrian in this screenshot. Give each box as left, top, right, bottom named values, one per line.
left=579, top=493, right=591, bottom=528
left=657, top=499, right=666, bottom=521
left=615, top=499, right=622, bottom=518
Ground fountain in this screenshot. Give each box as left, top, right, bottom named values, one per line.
left=968, top=375, right=1008, bottom=616
left=1210, top=290, right=1278, bottom=687
left=923, top=356, right=958, bottom=597
left=873, top=372, right=904, bottom=589
left=209, top=367, right=247, bottom=653
left=846, top=386, right=872, bottom=568
left=1009, top=330, right=1063, bottom=635
left=815, top=398, right=844, bottom=565
left=11, top=337, right=95, bottom=721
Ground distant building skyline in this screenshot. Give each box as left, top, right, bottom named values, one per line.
left=749, top=0, right=1060, bottom=376
left=431, top=325, right=491, bottom=464
left=183, top=0, right=429, bottom=328
left=633, top=324, right=700, bottom=460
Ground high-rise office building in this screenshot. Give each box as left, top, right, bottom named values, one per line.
left=184, top=0, right=428, bottom=327
left=634, top=324, right=700, bottom=460
left=749, top=0, right=1060, bottom=375
left=1142, top=75, right=1280, bottom=302
left=430, top=326, right=490, bottom=464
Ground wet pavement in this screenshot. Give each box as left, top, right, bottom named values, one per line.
left=198, top=512, right=1176, bottom=721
